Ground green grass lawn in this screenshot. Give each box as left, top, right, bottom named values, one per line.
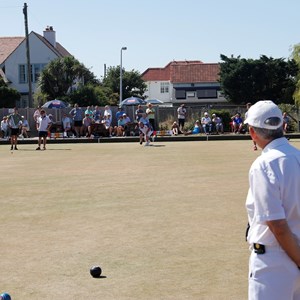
left=1, top=140, right=299, bottom=299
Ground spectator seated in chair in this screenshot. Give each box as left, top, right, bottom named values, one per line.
left=122, top=113, right=132, bottom=136
left=1, top=116, right=9, bottom=139
left=231, top=113, right=243, bottom=133
left=211, top=113, right=223, bottom=134
left=101, top=114, right=113, bottom=137
left=114, top=115, right=126, bottom=136
left=171, top=121, right=180, bottom=135
left=20, top=116, right=30, bottom=138
left=201, top=112, right=212, bottom=134
left=82, top=113, right=93, bottom=137
left=62, top=113, right=72, bottom=137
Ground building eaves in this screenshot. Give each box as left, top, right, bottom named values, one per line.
left=33, top=32, right=72, bottom=57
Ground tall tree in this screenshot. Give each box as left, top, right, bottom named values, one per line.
left=219, top=54, right=298, bottom=104
left=102, top=66, right=147, bottom=105
left=37, top=56, right=99, bottom=100
left=291, top=43, right=300, bottom=106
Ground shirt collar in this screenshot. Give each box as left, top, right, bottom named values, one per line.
left=262, top=137, right=288, bottom=154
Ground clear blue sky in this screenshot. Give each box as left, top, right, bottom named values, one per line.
left=1, top=0, right=299, bottom=79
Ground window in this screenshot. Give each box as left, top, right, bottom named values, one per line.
left=160, top=82, right=169, bottom=93
left=19, top=63, right=46, bottom=84
left=19, top=65, right=27, bottom=83
left=175, top=90, right=186, bottom=99
left=33, top=64, right=46, bottom=82
left=197, top=89, right=217, bottom=99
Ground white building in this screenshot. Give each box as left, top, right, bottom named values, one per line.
left=0, top=26, right=71, bottom=107
left=141, top=60, right=226, bottom=106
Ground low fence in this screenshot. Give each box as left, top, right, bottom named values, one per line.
left=1, top=104, right=297, bottom=136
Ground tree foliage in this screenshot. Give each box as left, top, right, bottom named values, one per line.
left=101, top=66, right=147, bottom=105
left=68, top=84, right=109, bottom=107
left=0, top=78, right=21, bottom=108
left=291, top=43, right=300, bottom=106
left=37, top=56, right=99, bottom=101
left=36, top=58, right=147, bottom=107
left=219, top=54, right=298, bottom=104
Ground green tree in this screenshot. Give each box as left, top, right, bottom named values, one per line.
left=102, top=66, right=147, bottom=105
left=0, top=79, right=21, bottom=108
left=68, top=84, right=109, bottom=107
left=219, top=54, right=298, bottom=104
left=291, top=43, right=300, bottom=106
left=37, top=56, right=99, bottom=101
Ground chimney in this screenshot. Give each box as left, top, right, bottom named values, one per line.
left=43, top=26, right=56, bottom=48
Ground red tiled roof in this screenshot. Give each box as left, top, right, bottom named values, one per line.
left=142, top=60, right=220, bottom=83
left=0, top=37, right=24, bottom=65
left=141, top=62, right=172, bottom=81
left=171, top=63, right=220, bottom=83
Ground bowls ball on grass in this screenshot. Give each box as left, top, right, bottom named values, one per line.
left=90, top=266, right=102, bottom=278
left=0, top=293, right=11, bottom=300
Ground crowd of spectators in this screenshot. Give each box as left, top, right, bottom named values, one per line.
left=0, top=102, right=294, bottom=141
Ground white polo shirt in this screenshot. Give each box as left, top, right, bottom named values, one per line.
left=37, top=115, right=52, bottom=132
left=139, top=124, right=152, bottom=137
left=246, top=137, right=300, bottom=246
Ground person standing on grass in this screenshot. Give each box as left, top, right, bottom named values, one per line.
left=177, top=103, right=187, bottom=132
left=146, top=103, right=155, bottom=130
left=69, top=103, right=83, bottom=137
left=7, top=107, right=22, bottom=150
left=36, top=109, right=52, bottom=150
left=135, top=104, right=144, bottom=122
left=33, top=105, right=41, bottom=122
left=244, top=100, right=300, bottom=300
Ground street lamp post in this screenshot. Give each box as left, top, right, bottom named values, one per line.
left=119, top=46, right=127, bottom=106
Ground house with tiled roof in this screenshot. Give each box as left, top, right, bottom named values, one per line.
left=0, top=26, right=71, bottom=107
left=141, top=60, right=226, bottom=106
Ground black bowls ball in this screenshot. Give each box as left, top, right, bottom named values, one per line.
left=90, top=266, right=102, bottom=278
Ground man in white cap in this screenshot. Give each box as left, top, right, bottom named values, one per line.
left=201, top=112, right=212, bottom=134
left=244, top=100, right=300, bottom=299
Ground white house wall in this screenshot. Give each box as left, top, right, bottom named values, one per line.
left=5, top=32, right=59, bottom=94
left=145, top=81, right=172, bottom=103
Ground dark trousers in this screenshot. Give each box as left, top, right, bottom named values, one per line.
left=149, top=119, right=155, bottom=131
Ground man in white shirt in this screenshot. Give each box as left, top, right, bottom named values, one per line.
left=36, top=109, right=52, bottom=150
left=177, top=103, right=187, bottom=132
left=104, top=105, right=112, bottom=123
left=62, top=113, right=72, bottom=137
left=201, top=112, right=212, bottom=134
left=138, top=121, right=153, bottom=146
left=245, top=100, right=300, bottom=300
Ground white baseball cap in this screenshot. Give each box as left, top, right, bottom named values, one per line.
left=244, top=100, right=283, bottom=129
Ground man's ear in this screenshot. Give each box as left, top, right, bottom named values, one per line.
left=249, top=126, right=257, bottom=140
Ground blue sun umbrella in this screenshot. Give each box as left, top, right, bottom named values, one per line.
left=145, top=99, right=163, bottom=105
left=121, top=97, right=147, bottom=106
left=42, top=99, right=69, bottom=109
